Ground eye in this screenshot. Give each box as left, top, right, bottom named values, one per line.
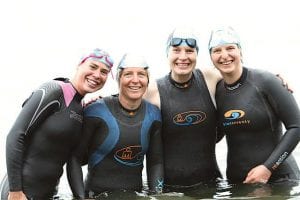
left=186, top=49, right=195, bottom=54
left=212, top=48, right=221, bottom=54
left=100, top=70, right=109, bottom=76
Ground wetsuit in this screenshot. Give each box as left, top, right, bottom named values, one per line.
left=1, top=78, right=84, bottom=199
left=157, top=69, right=221, bottom=187
left=68, top=95, right=163, bottom=199
left=216, top=67, right=300, bottom=183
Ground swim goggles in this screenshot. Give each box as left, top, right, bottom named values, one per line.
left=79, top=48, right=114, bottom=69
left=170, top=38, right=197, bottom=49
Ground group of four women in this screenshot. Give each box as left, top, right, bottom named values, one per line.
left=1, top=26, right=300, bottom=199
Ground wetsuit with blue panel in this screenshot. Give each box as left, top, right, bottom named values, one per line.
left=69, top=95, right=163, bottom=198
left=1, top=78, right=84, bottom=199
left=157, top=69, right=222, bottom=188
left=216, top=67, right=300, bottom=183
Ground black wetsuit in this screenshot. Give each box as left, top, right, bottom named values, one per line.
left=68, top=95, right=163, bottom=199
left=2, top=78, right=84, bottom=199
left=216, top=67, right=300, bottom=183
left=157, top=69, right=221, bottom=187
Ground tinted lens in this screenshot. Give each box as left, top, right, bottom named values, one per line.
left=170, top=38, right=183, bottom=46
left=186, top=38, right=197, bottom=48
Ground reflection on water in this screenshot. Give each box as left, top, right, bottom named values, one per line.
left=57, top=177, right=300, bottom=199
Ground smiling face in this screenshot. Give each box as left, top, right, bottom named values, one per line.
left=167, top=45, right=197, bottom=82
left=118, top=67, right=149, bottom=104
left=210, top=43, right=243, bottom=82
left=71, top=59, right=110, bottom=95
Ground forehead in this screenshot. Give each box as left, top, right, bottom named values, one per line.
left=83, top=59, right=110, bottom=70
left=121, top=67, right=148, bottom=73
left=212, top=43, right=239, bottom=49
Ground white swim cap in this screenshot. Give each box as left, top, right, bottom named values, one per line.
left=208, top=26, right=241, bottom=52
left=117, top=53, right=148, bottom=69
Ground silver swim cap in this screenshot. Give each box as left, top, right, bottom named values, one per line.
left=117, top=53, right=149, bottom=69
left=116, top=53, right=149, bottom=83
left=166, top=27, right=199, bottom=53
left=208, top=26, right=241, bottom=51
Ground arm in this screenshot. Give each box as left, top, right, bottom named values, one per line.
left=146, top=121, right=164, bottom=194
left=143, top=79, right=161, bottom=109
left=201, top=67, right=222, bottom=108
left=66, top=117, right=97, bottom=199
left=6, top=82, right=61, bottom=193
left=244, top=73, right=300, bottom=183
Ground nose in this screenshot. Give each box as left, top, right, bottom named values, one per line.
left=131, top=73, right=139, bottom=83
left=220, top=50, right=229, bottom=58
left=178, top=51, right=188, bottom=59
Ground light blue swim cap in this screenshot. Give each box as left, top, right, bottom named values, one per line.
left=166, top=27, right=199, bottom=53
left=208, top=26, right=241, bottom=52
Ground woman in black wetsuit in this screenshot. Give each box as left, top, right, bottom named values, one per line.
left=67, top=53, right=164, bottom=199
left=209, top=26, right=300, bottom=184
left=1, top=48, right=114, bottom=200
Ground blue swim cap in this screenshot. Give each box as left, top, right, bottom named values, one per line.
left=166, top=27, right=199, bottom=53
left=79, top=48, right=114, bottom=69
left=208, top=26, right=241, bottom=52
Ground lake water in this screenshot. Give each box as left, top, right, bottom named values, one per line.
left=52, top=139, right=300, bottom=200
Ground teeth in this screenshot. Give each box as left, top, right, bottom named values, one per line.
left=222, top=61, right=232, bottom=65
left=129, top=86, right=141, bottom=90
left=177, top=63, right=189, bottom=67
left=87, top=79, right=98, bottom=86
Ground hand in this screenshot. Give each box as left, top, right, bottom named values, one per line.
left=243, top=165, right=271, bottom=184
left=82, top=95, right=101, bottom=107
left=8, top=191, right=27, bottom=200
left=276, top=74, right=293, bottom=93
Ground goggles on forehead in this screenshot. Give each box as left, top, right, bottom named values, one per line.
left=170, top=38, right=197, bottom=49
left=80, top=55, right=114, bottom=69
left=79, top=48, right=114, bottom=69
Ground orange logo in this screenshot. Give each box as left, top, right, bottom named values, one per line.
left=114, top=145, right=143, bottom=166
left=173, top=111, right=206, bottom=126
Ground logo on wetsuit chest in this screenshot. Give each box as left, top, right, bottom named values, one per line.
left=173, top=111, right=206, bottom=126
left=70, top=110, right=83, bottom=123
left=114, top=145, right=144, bottom=166
left=223, top=109, right=250, bottom=126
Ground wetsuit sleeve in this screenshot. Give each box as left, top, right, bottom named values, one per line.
left=216, top=125, right=225, bottom=143
left=146, top=121, right=164, bottom=194
left=6, top=82, right=61, bottom=191
left=67, top=117, right=103, bottom=199
left=260, top=73, right=300, bottom=171
left=216, top=81, right=225, bottom=143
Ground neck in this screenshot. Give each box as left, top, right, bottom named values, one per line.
left=70, top=77, right=85, bottom=96
left=223, top=67, right=247, bottom=91
left=169, top=72, right=194, bottom=89
left=222, top=66, right=243, bottom=85
left=118, top=95, right=142, bottom=111
left=171, top=71, right=193, bottom=83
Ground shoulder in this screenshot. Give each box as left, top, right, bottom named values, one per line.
left=144, top=100, right=162, bottom=121
left=201, top=67, right=222, bottom=82
left=248, top=68, right=279, bottom=87
left=84, top=98, right=107, bottom=117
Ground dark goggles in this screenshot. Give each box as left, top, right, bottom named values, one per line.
left=170, top=38, right=197, bottom=49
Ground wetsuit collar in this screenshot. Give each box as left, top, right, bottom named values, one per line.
left=113, top=94, right=142, bottom=116
left=224, top=67, right=248, bottom=91
left=168, top=72, right=194, bottom=89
